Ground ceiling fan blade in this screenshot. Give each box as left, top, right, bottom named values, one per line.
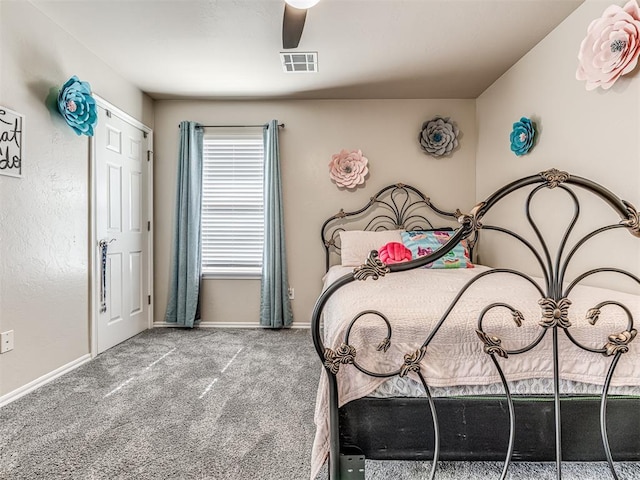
left=282, top=3, right=307, bottom=49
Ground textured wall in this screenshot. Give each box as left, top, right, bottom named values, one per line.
left=476, top=0, right=640, bottom=290
left=0, top=1, right=153, bottom=397
left=153, top=99, right=476, bottom=327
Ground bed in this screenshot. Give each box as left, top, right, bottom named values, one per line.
left=310, top=168, right=640, bottom=480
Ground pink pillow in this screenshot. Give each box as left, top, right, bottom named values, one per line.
left=378, top=242, right=412, bottom=264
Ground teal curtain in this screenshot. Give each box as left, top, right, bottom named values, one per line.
left=165, top=121, right=203, bottom=328
left=260, top=120, right=293, bottom=328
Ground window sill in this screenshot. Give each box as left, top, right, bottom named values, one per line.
left=201, top=272, right=261, bottom=280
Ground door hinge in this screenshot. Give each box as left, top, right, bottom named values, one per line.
left=147, top=150, right=152, bottom=162
left=147, top=220, right=151, bottom=231
left=106, top=110, right=112, bottom=118
left=143, top=131, right=148, bottom=139
left=148, top=295, right=151, bottom=305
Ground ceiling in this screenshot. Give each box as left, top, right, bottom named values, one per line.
left=30, top=0, right=585, bottom=100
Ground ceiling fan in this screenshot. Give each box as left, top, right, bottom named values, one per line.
left=282, top=0, right=320, bottom=49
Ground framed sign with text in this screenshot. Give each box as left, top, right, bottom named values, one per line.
left=0, top=106, right=24, bottom=178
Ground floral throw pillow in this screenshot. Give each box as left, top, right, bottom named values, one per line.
left=401, top=230, right=473, bottom=269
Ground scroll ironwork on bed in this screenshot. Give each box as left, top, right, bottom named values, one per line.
left=311, top=168, right=640, bottom=480
left=321, top=183, right=469, bottom=271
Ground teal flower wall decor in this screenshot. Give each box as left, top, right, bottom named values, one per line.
left=57, top=75, right=98, bottom=136
left=510, top=117, right=535, bottom=156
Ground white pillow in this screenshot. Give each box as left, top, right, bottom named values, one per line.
left=339, top=230, right=404, bottom=266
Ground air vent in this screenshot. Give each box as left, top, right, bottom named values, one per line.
left=280, top=52, right=318, bottom=73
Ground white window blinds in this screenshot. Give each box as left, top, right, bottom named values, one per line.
left=201, top=129, right=264, bottom=277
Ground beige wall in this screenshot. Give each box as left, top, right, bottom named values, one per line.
left=7, top=0, right=638, bottom=401
left=154, top=99, right=476, bottom=326
left=476, top=0, right=640, bottom=289
left=0, top=1, right=153, bottom=397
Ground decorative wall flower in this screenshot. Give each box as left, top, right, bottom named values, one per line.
left=57, top=75, right=98, bottom=136
left=576, top=0, right=640, bottom=91
left=328, top=149, right=369, bottom=189
left=419, top=116, right=459, bottom=157
left=510, top=117, right=536, bottom=156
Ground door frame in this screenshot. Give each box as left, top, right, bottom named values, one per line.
left=89, top=94, right=154, bottom=358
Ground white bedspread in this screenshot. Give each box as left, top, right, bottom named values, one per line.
left=310, top=265, right=640, bottom=479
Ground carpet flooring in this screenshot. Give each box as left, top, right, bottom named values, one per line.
left=0, top=328, right=638, bottom=480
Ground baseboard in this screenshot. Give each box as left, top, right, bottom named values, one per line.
left=153, top=321, right=310, bottom=329
left=0, top=354, right=92, bottom=408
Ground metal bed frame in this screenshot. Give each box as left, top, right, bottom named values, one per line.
left=311, top=168, right=640, bottom=479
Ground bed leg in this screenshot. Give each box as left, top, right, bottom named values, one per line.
left=338, top=448, right=365, bottom=480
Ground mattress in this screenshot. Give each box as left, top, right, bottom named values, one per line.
left=320, top=264, right=640, bottom=393
left=371, top=375, right=640, bottom=398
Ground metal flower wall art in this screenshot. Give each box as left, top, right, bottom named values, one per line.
left=419, top=116, right=459, bottom=158
left=57, top=75, right=98, bottom=136
left=328, top=149, right=369, bottom=189
left=510, top=117, right=536, bottom=156
left=576, top=0, right=640, bottom=91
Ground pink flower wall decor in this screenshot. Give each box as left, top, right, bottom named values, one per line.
left=576, top=0, right=640, bottom=90
left=328, top=149, right=369, bottom=189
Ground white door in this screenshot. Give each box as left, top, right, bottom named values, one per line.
left=94, top=106, right=151, bottom=353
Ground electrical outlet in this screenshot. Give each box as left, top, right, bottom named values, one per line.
left=288, top=287, right=295, bottom=300
left=0, top=330, right=14, bottom=353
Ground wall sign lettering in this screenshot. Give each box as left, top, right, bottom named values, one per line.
left=0, top=106, right=24, bottom=178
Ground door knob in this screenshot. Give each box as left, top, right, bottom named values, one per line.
left=98, top=238, right=116, bottom=248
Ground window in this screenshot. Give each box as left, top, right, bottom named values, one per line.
left=201, top=128, right=264, bottom=277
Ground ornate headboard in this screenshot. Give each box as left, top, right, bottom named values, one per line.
left=320, top=183, right=463, bottom=271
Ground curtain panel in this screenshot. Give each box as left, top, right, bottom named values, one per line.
left=260, top=120, right=294, bottom=328
left=165, top=121, right=203, bottom=328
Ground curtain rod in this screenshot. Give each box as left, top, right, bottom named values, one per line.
left=178, top=123, right=285, bottom=129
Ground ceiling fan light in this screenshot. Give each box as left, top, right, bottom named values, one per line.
left=285, top=0, right=320, bottom=9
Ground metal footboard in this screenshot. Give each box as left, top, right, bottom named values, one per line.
left=312, top=169, right=640, bottom=480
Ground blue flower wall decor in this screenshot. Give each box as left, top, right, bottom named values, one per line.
left=510, top=117, right=536, bottom=156
left=57, top=76, right=98, bottom=136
